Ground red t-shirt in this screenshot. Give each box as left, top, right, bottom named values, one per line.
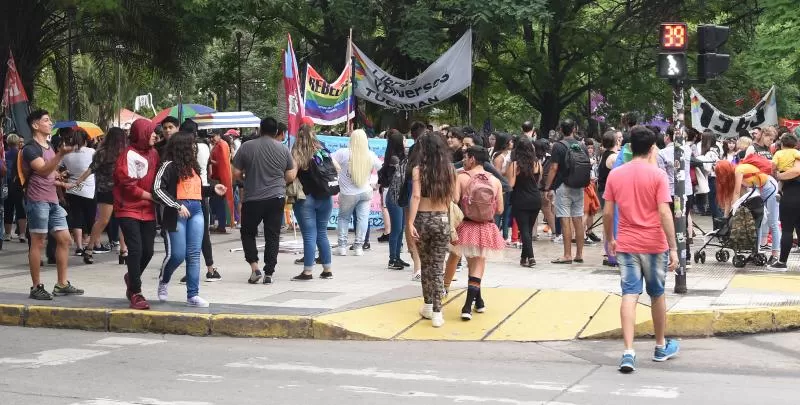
left=603, top=160, right=671, bottom=253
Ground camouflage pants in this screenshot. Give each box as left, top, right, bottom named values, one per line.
left=414, top=211, right=450, bottom=312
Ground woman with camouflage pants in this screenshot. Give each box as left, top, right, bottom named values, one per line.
left=407, top=134, right=456, bottom=328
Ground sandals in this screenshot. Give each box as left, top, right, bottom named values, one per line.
left=82, top=250, right=94, bottom=265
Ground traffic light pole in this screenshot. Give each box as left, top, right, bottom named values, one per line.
left=672, top=81, right=688, bottom=294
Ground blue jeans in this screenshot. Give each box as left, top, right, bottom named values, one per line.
left=494, top=191, right=512, bottom=239
left=386, top=197, right=405, bottom=260
left=211, top=194, right=226, bottom=229
left=160, top=200, right=204, bottom=299
left=297, top=195, right=333, bottom=270
left=708, top=176, right=723, bottom=218
left=337, top=191, right=371, bottom=248
left=759, top=180, right=781, bottom=252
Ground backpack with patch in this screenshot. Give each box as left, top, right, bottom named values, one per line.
left=386, top=157, right=408, bottom=205
left=461, top=172, right=496, bottom=222
left=302, top=148, right=340, bottom=198
left=560, top=140, right=591, bottom=188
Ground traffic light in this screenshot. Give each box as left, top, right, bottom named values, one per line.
left=697, top=24, right=730, bottom=79
left=657, top=23, right=688, bottom=79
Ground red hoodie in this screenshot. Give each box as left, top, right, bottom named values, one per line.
left=113, top=119, right=159, bottom=221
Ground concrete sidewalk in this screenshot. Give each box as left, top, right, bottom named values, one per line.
left=2, top=216, right=800, bottom=341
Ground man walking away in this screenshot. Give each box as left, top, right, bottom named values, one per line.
left=543, top=119, right=591, bottom=264
left=233, top=117, right=296, bottom=285
left=22, top=109, right=84, bottom=299
left=603, top=125, right=679, bottom=373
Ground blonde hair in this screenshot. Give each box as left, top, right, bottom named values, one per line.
left=6, top=133, right=20, bottom=147
left=292, top=124, right=319, bottom=170
left=348, top=129, right=372, bottom=187
left=736, top=136, right=752, bottom=152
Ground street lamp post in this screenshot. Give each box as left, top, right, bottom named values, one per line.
left=236, top=31, right=243, bottom=112
left=67, top=7, right=76, bottom=120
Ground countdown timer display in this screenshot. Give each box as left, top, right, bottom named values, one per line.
left=660, top=23, right=688, bottom=51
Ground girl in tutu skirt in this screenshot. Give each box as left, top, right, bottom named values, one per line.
left=453, top=146, right=505, bottom=320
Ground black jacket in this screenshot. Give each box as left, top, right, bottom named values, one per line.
left=153, top=160, right=217, bottom=232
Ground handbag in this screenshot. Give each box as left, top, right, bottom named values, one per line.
left=285, top=178, right=305, bottom=204
left=448, top=201, right=463, bottom=243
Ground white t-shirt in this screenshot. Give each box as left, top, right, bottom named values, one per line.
left=232, top=138, right=242, bottom=159
left=62, top=147, right=96, bottom=198
left=332, top=148, right=382, bottom=195
left=196, top=142, right=211, bottom=186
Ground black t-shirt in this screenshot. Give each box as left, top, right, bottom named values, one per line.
left=753, top=143, right=773, bottom=160
left=549, top=138, right=586, bottom=190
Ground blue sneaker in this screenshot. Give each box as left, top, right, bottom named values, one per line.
left=653, top=339, right=680, bottom=362
left=618, top=353, right=636, bottom=373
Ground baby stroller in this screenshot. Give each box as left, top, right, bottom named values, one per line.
left=694, top=189, right=766, bottom=268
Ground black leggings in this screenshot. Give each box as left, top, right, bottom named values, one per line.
left=202, top=197, right=213, bottom=266
left=779, top=189, right=800, bottom=263
left=513, top=206, right=542, bottom=260
left=4, top=190, right=25, bottom=224
left=118, top=218, right=156, bottom=295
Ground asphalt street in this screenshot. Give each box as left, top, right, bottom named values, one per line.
left=1, top=326, right=799, bottom=404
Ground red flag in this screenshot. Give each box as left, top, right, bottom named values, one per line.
left=2, top=50, right=31, bottom=140
left=282, top=35, right=304, bottom=137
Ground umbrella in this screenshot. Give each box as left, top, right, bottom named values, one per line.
left=152, top=104, right=215, bottom=124
left=52, top=121, right=104, bottom=138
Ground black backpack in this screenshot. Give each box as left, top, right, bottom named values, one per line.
left=303, top=148, right=340, bottom=198
left=560, top=140, right=591, bottom=188
left=386, top=157, right=408, bottom=205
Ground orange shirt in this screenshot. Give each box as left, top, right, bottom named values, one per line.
left=735, top=163, right=768, bottom=188
left=177, top=173, right=202, bottom=200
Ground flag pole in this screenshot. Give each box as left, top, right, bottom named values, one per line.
left=346, top=28, right=355, bottom=133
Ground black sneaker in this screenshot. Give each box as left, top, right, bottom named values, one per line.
left=29, top=284, right=53, bottom=300
left=262, top=275, right=273, bottom=285
left=291, top=272, right=313, bottom=281
left=52, top=281, right=84, bottom=296
left=248, top=270, right=263, bottom=284
left=377, top=234, right=390, bottom=243
left=93, top=244, right=112, bottom=254
left=588, top=232, right=601, bottom=242
left=767, top=255, right=778, bottom=266
left=294, top=257, right=321, bottom=265
left=73, top=248, right=85, bottom=257
left=363, top=242, right=371, bottom=250
left=47, top=258, right=57, bottom=265
left=206, top=269, right=222, bottom=282
left=179, top=276, right=187, bottom=284
left=319, top=271, right=333, bottom=279
left=398, top=258, right=411, bottom=268
left=770, top=261, right=788, bottom=270
left=387, top=259, right=403, bottom=270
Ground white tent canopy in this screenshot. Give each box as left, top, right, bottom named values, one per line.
left=193, top=111, right=261, bottom=130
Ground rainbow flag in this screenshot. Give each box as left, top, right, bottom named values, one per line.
left=303, top=63, right=355, bottom=126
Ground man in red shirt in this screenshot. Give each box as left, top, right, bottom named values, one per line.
left=603, top=125, right=679, bottom=373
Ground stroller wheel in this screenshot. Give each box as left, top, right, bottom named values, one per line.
left=694, top=251, right=701, bottom=264
left=733, top=255, right=747, bottom=268
left=699, top=251, right=706, bottom=264
left=715, top=250, right=727, bottom=263
left=753, top=253, right=767, bottom=266
left=723, top=250, right=731, bottom=262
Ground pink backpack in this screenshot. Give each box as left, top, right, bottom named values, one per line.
left=461, top=172, right=497, bottom=222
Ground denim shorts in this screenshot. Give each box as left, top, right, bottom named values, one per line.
left=25, top=200, right=68, bottom=234
left=555, top=184, right=584, bottom=218
left=618, top=251, right=668, bottom=297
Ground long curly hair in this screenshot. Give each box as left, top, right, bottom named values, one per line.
left=715, top=160, right=736, bottom=207
left=97, top=127, right=127, bottom=166
left=164, top=131, right=201, bottom=180
left=416, top=134, right=454, bottom=204
left=513, top=137, right=539, bottom=180
left=292, top=124, right=319, bottom=170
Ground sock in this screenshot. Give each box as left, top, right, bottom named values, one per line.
left=655, top=344, right=665, bottom=349
left=469, top=276, right=483, bottom=303
left=624, top=349, right=635, bottom=356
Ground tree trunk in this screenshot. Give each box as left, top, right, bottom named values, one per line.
left=538, top=91, right=561, bottom=136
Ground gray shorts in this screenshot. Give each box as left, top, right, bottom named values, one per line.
left=555, top=185, right=584, bottom=218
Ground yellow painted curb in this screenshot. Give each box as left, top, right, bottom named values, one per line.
left=312, top=318, right=381, bottom=340
left=712, top=308, right=774, bottom=335
left=666, top=310, right=714, bottom=337
left=109, top=310, right=210, bottom=336
left=771, top=306, right=800, bottom=330
left=211, top=314, right=312, bottom=338
left=26, top=306, right=107, bottom=331
left=0, top=304, right=25, bottom=326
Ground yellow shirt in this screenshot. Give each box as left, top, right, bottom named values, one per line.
left=735, top=163, right=768, bottom=187
left=772, top=148, right=800, bottom=172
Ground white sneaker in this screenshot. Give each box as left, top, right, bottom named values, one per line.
left=336, top=247, right=348, bottom=256
left=186, top=295, right=209, bottom=308
left=455, top=264, right=463, bottom=273
left=552, top=235, right=564, bottom=244
left=431, top=311, right=444, bottom=327
left=157, top=282, right=168, bottom=302
left=3, top=235, right=10, bottom=242
left=419, top=303, right=433, bottom=319
left=354, top=247, right=364, bottom=256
